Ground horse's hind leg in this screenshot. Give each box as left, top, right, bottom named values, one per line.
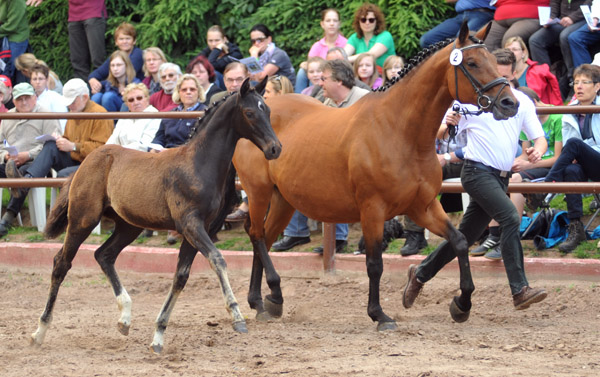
left=31, top=224, right=96, bottom=346
left=94, top=218, right=143, bottom=335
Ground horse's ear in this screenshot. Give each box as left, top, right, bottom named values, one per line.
left=458, top=19, right=469, bottom=45
left=254, top=76, right=268, bottom=95
left=240, top=77, right=251, bottom=97
left=474, top=22, right=492, bottom=42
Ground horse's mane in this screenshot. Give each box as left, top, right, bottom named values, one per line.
left=186, top=91, right=237, bottom=141
left=376, top=35, right=483, bottom=93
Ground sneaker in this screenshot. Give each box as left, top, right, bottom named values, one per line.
left=313, top=240, right=348, bottom=255
left=272, top=236, right=311, bottom=251
left=484, top=245, right=502, bottom=260
left=402, top=264, right=423, bottom=309
left=470, top=234, right=500, bottom=256
left=513, top=286, right=547, bottom=310
left=558, top=220, right=587, bottom=253
left=400, top=231, right=428, bottom=256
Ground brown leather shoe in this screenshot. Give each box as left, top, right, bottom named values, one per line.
left=513, top=286, right=547, bottom=310
left=402, top=264, right=424, bottom=309
left=225, top=208, right=249, bottom=222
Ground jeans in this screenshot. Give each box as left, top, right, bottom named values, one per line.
left=69, top=17, right=107, bottom=81
left=529, top=20, right=584, bottom=72
left=415, top=163, right=529, bottom=295
left=294, top=68, right=309, bottom=93
left=420, top=10, right=494, bottom=48
left=91, top=91, right=123, bottom=112
left=8, top=39, right=30, bottom=85
left=568, top=23, right=600, bottom=68
left=284, top=210, right=348, bottom=240
left=545, top=138, right=600, bottom=219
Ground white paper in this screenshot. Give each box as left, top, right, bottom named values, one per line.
left=239, top=57, right=263, bottom=74
left=581, top=5, right=600, bottom=31
left=538, top=6, right=560, bottom=26
left=3, top=140, right=17, bottom=156
left=35, top=134, right=57, bottom=142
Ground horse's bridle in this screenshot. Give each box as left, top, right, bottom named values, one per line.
left=452, top=41, right=509, bottom=111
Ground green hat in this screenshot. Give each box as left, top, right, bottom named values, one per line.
left=12, top=83, right=35, bottom=99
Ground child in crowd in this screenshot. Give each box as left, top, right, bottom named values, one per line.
left=382, top=55, right=404, bottom=85
left=354, top=53, right=382, bottom=89
left=15, top=53, right=63, bottom=93
left=301, top=57, right=325, bottom=96
left=91, top=50, right=140, bottom=112
left=263, top=75, right=293, bottom=100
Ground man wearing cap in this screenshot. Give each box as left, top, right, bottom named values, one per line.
left=2, top=78, right=113, bottom=236
left=0, top=83, right=61, bottom=237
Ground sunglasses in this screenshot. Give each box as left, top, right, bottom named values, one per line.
left=127, top=95, right=145, bottom=103
left=251, top=37, right=266, bottom=44
left=360, top=17, right=376, bottom=24
left=160, top=72, right=176, bottom=80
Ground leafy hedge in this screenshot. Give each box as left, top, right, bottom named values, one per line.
left=27, top=0, right=453, bottom=81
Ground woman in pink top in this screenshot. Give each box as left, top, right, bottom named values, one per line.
left=484, top=0, right=549, bottom=51
left=295, top=8, right=347, bottom=93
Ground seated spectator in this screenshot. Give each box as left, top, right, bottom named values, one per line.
left=248, top=24, right=296, bottom=85
left=484, top=0, right=547, bottom=52
left=30, top=64, right=68, bottom=131
left=211, top=62, right=248, bottom=104
left=91, top=50, right=140, bottom=112
left=300, top=57, right=325, bottom=96
left=106, top=83, right=161, bottom=151
left=472, top=86, right=563, bottom=258
left=263, top=75, right=293, bottom=100
left=0, top=75, right=12, bottom=112
left=295, top=8, right=347, bottom=93
left=15, top=53, right=63, bottom=93
left=88, top=22, right=144, bottom=94
left=196, top=25, right=243, bottom=74
left=382, top=55, right=404, bottom=85
left=420, top=0, right=495, bottom=48
left=142, top=47, right=167, bottom=96
left=344, top=2, right=396, bottom=70
left=505, top=36, right=563, bottom=106
left=0, top=83, right=62, bottom=237
left=568, top=1, right=600, bottom=69
left=527, top=64, right=600, bottom=253
left=186, top=56, right=222, bottom=105
left=149, top=62, right=181, bottom=112
left=353, top=52, right=382, bottom=89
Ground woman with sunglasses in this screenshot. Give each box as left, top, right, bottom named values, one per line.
left=344, top=2, right=396, bottom=70
left=248, top=24, right=296, bottom=85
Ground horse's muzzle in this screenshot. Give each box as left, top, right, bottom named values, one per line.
left=263, top=141, right=282, bottom=160
left=492, top=96, right=519, bottom=121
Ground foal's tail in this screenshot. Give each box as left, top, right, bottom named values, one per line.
left=44, top=175, right=73, bottom=239
left=207, top=162, right=239, bottom=241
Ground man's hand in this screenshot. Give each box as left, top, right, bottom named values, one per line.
left=559, top=16, right=573, bottom=28
left=26, top=0, right=44, bottom=6
left=511, top=158, right=530, bottom=172
left=525, top=146, right=542, bottom=164
left=55, top=136, right=75, bottom=153
left=8, top=152, right=31, bottom=167
left=437, top=154, right=446, bottom=167
left=444, top=111, right=460, bottom=126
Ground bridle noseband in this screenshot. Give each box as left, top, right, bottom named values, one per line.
left=452, top=41, right=509, bottom=112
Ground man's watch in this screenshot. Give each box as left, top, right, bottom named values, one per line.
left=72, top=144, right=77, bottom=152
left=443, top=153, right=451, bottom=162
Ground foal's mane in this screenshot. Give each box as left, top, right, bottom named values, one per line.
left=376, top=35, right=484, bottom=93
left=186, top=91, right=236, bottom=141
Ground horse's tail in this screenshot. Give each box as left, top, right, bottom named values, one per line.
left=44, top=175, right=73, bottom=239
left=208, top=162, right=239, bottom=242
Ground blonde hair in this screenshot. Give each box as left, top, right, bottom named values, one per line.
left=306, top=56, right=326, bottom=70
left=107, top=50, right=136, bottom=87
left=172, top=74, right=205, bottom=104
left=267, top=75, right=293, bottom=95
left=123, top=82, right=149, bottom=101
left=353, top=53, right=379, bottom=88
left=382, top=55, right=404, bottom=85
left=15, top=53, right=61, bottom=90
left=504, top=36, right=529, bottom=61
left=143, top=47, right=167, bottom=76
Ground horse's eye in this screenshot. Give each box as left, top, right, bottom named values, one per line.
left=466, top=61, right=478, bottom=68
left=245, top=110, right=254, bottom=118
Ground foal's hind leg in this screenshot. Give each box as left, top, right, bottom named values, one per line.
left=31, top=223, right=97, bottom=346
left=94, top=218, right=143, bottom=335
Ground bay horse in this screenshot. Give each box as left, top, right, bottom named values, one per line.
left=30, top=78, right=282, bottom=354
left=232, top=22, right=518, bottom=330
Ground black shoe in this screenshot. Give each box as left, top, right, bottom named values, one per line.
left=0, top=219, right=12, bottom=238
left=5, top=159, right=29, bottom=198
left=400, top=231, right=427, bottom=256
left=470, top=234, right=500, bottom=256
left=272, top=236, right=311, bottom=251
left=138, top=229, right=154, bottom=239
left=313, top=240, right=348, bottom=255
left=558, top=220, right=587, bottom=253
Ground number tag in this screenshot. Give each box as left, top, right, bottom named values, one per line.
left=450, top=49, right=463, bottom=66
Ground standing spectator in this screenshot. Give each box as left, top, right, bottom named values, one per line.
left=30, top=64, right=68, bottom=131
left=484, top=0, right=549, bottom=52
left=382, top=55, right=404, bottom=86
left=420, top=0, right=495, bottom=48
left=344, top=2, right=396, bottom=70
left=568, top=0, right=600, bottom=69
left=88, top=22, right=144, bottom=94
left=91, top=50, right=140, bottom=112
left=142, top=47, right=167, bottom=96
left=0, top=83, right=61, bottom=237
left=248, top=24, right=296, bottom=85
left=149, top=62, right=181, bottom=112
left=504, top=36, right=563, bottom=105
left=186, top=56, right=222, bottom=105
left=263, top=75, right=293, bottom=100
left=0, top=0, right=30, bottom=84
left=196, top=25, right=243, bottom=74
left=353, top=53, right=382, bottom=89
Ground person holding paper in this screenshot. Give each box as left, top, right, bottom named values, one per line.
left=568, top=1, right=600, bottom=68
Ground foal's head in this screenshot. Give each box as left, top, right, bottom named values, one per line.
left=232, top=77, right=282, bottom=160
left=447, top=21, right=519, bottom=120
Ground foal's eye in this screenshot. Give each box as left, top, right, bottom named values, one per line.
left=245, top=110, right=254, bottom=118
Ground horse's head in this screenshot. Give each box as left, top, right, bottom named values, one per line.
left=447, top=21, right=518, bottom=120
left=234, top=77, right=282, bottom=160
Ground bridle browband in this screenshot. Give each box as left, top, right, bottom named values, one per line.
left=452, top=40, right=509, bottom=112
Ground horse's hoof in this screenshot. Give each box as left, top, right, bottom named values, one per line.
left=232, top=321, right=248, bottom=333
left=449, top=296, right=471, bottom=323
left=377, top=321, right=398, bottom=332
left=29, top=335, right=42, bottom=347
left=150, top=343, right=163, bottom=354
left=264, top=296, right=283, bottom=318
left=117, top=322, right=130, bottom=336
left=255, top=310, right=274, bottom=322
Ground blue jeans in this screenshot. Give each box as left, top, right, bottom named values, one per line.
left=294, top=68, right=309, bottom=93
left=420, top=10, right=494, bottom=48
left=91, top=91, right=123, bottom=112
left=8, top=39, right=30, bottom=84
left=415, top=163, right=528, bottom=295
left=545, top=138, right=600, bottom=219
left=529, top=21, right=584, bottom=71
left=568, top=23, right=600, bottom=68
left=284, top=210, right=348, bottom=240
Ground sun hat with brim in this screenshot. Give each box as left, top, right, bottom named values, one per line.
left=12, top=83, right=35, bottom=99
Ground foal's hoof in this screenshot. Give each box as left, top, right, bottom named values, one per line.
left=29, top=335, right=42, bottom=347
left=150, top=343, right=163, bottom=355
left=117, top=322, right=130, bottom=336
left=264, top=295, right=283, bottom=318
left=232, top=321, right=248, bottom=333
left=449, top=296, right=471, bottom=323
left=377, top=321, right=398, bottom=332
left=255, top=310, right=274, bottom=322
